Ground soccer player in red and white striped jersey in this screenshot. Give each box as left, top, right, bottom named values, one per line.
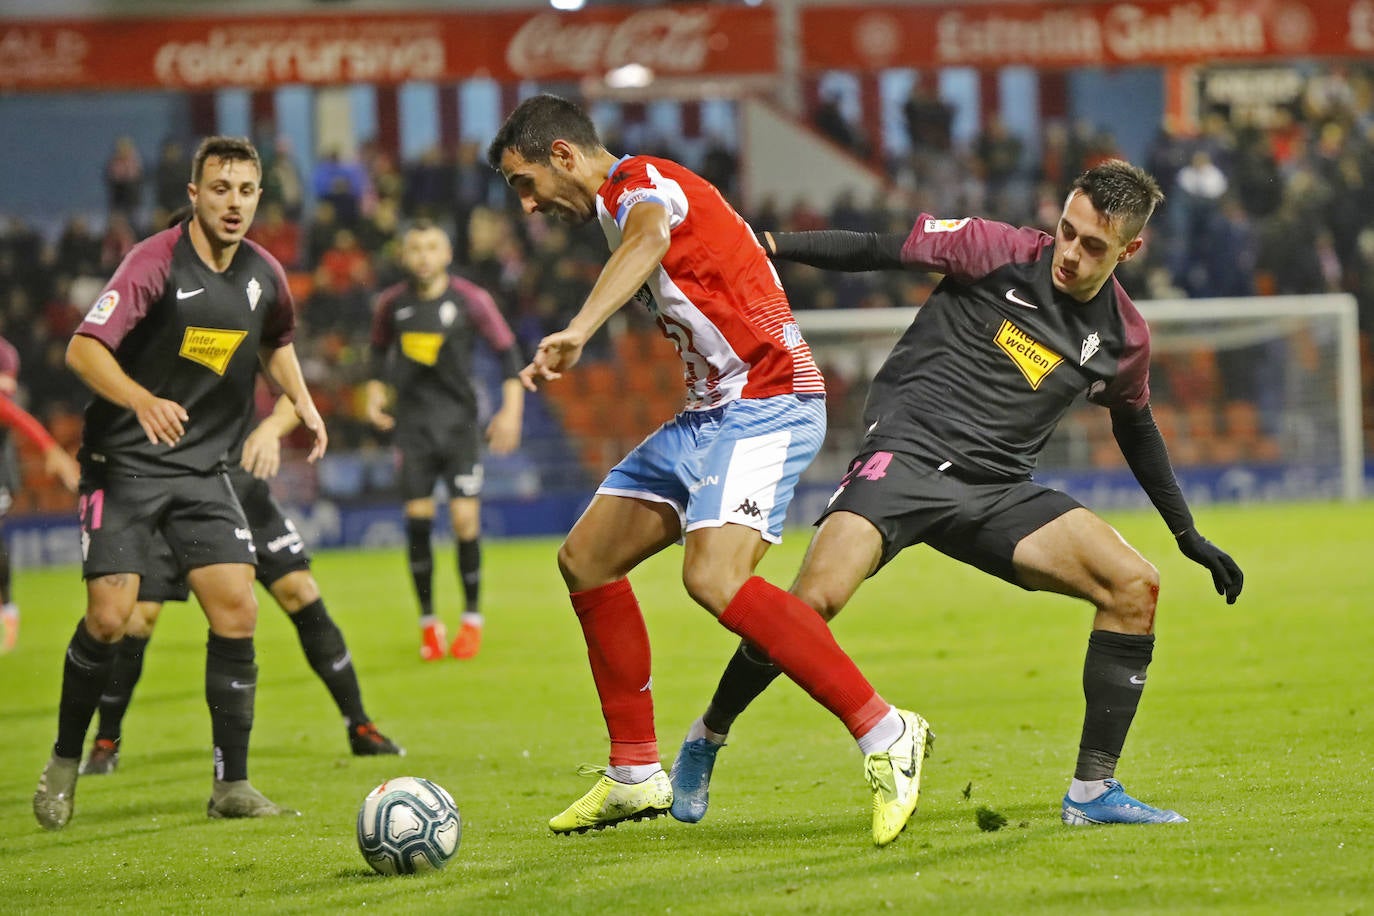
left=489, top=94, right=927, bottom=846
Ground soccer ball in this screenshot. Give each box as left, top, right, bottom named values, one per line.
left=356, top=776, right=462, bottom=875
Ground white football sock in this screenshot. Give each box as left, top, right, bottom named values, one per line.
left=856, top=707, right=904, bottom=755
left=1068, top=778, right=1110, bottom=803
left=685, top=717, right=728, bottom=745
left=607, top=763, right=663, bottom=784
left=460, top=611, right=484, bottom=626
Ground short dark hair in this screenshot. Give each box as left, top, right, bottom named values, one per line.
left=1071, top=159, right=1164, bottom=242
left=485, top=94, right=603, bottom=171
left=191, top=136, right=261, bottom=185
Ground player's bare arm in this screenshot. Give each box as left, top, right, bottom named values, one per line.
left=363, top=378, right=395, bottom=431
left=485, top=377, right=525, bottom=454
left=66, top=333, right=187, bottom=447
left=240, top=394, right=299, bottom=479
left=259, top=343, right=327, bottom=463
left=520, top=202, right=671, bottom=390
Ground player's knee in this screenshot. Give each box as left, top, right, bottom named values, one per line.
left=792, top=582, right=842, bottom=621
left=556, top=537, right=601, bottom=592
left=681, top=563, right=745, bottom=617
left=272, top=571, right=319, bottom=612
left=84, top=605, right=129, bottom=642
left=1109, top=558, right=1160, bottom=632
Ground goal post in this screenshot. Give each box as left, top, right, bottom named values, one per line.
left=795, top=293, right=1365, bottom=505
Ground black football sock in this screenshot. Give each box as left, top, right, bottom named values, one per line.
left=1075, top=630, right=1155, bottom=781
left=406, top=517, right=435, bottom=617
left=0, top=541, right=12, bottom=604
left=701, top=642, right=784, bottom=735
left=206, top=632, right=255, bottom=783
left=290, top=598, right=368, bottom=727
left=54, top=620, right=118, bottom=759
left=457, top=538, right=481, bottom=615
left=95, top=634, right=150, bottom=742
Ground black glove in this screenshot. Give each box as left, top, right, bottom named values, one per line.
left=1176, top=527, right=1243, bottom=604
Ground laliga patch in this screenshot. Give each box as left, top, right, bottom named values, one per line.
left=179, top=326, right=248, bottom=375
left=994, top=319, right=1063, bottom=390
left=923, top=218, right=970, bottom=233
left=84, top=290, right=120, bottom=326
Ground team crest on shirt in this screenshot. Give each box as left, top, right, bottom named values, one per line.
left=994, top=319, right=1063, bottom=390
left=923, top=218, right=971, bottom=233
left=1080, top=332, right=1101, bottom=365
left=84, top=290, right=119, bottom=326
left=246, top=277, right=262, bottom=311
left=179, top=326, right=248, bottom=375
left=439, top=301, right=457, bottom=327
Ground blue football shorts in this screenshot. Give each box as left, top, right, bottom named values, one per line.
left=598, top=394, right=825, bottom=543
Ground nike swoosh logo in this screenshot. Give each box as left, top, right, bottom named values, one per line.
left=396, top=306, right=415, bottom=319
left=1129, top=675, right=1147, bottom=685
left=331, top=650, right=352, bottom=673
left=176, top=287, right=205, bottom=300
left=1004, top=288, right=1038, bottom=309
left=899, top=757, right=917, bottom=779
left=229, top=679, right=254, bottom=689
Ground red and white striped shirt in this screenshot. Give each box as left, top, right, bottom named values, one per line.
left=597, top=155, right=824, bottom=409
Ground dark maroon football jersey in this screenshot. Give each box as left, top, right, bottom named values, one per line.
left=370, top=275, right=517, bottom=431
left=863, top=215, right=1150, bottom=480
left=74, top=223, right=295, bottom=475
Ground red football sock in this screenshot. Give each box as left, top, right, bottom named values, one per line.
left=570, top=579, right=659, bottom=766
left=719, top=577, right=888, bottom=739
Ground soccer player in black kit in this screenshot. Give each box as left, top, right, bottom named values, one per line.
left=668, top=160, right=1243, bottom=827
left=33, top=136, right=327, bottom=829
left=365, top=221, right=524, bottom=662
left=78, top=393, right=402, bottom=778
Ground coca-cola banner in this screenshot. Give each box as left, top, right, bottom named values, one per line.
left=804, top=0, right=1374, bottom=70
left=0, top=5, right=776, bottom=91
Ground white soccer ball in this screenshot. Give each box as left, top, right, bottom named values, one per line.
left=356, top=776, right=462, bottom=875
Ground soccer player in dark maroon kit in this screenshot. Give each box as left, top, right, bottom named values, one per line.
left=33, top=136, right=327, bottom=830
left=365, top=221, right=524, bottom=662
left=669, top=160, right=1243, bottom=827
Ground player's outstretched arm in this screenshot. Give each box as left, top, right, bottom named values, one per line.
left=0, top=396, right=80, bottom=491
left=66, top=334, right=187, bottom=446
left=1110, top=404, right=1243, bottom=603
left=759, top=229, right=908, bottom=272
left=260, top=343, right=327, bottom=463
left=522, top=202, right=671, bottom=390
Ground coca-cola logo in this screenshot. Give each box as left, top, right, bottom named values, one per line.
left=506, top=10, right=718, bottom=78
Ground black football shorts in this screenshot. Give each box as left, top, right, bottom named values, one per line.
left=817, top=448, right=1083, bottom=586
left=78, top=465, right=254, bottom=581
left=395, top=422, right=482, bottom=502
left=136, top=465, right=310, bottom=603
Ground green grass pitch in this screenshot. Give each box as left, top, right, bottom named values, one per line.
left=1, top=501, right=1372, bottom=914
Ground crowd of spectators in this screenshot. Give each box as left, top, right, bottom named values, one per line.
left=2, top=65, right=1373, bottom=482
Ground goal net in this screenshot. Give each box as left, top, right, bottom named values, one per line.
left=795, top=293, right=1365, bottom=509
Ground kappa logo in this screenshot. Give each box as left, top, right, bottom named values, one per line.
left=734, top=498, right=763, bottom=519
left=176, top=287, right=205, bottom=300
left=1004, top=288, right=1038, bottom=310
left=1080, top=332, right=1101, bottom=365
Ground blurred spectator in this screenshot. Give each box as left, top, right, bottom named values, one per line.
left=902, top=83, right=953, bottom=153
left=402, top=145, right=453, bottom=219
left=975, top=114, right=1024, bottom=196
left=104, top=135, right=143, bottom=218
left=314, top=147, right=369, bottom=227
left=813, top=90, right=866, bottom=158
left=55, top=216, right=102, bottom=278
left=262, top=135, right=306, bottom=220
left=309, top=228, right=374, bottom=334
left=99, top=213, right=137, bottom=273
left=307, top=199, right=342, bottom=269
left=153, top=138, right=189, bottom=213
left=248, top=201, right=303, bottom=270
